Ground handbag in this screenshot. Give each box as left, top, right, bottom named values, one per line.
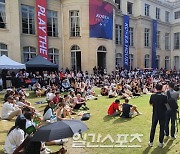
left=81, top=113, right=90, bottom=121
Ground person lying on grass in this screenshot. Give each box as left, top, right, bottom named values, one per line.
left=120, top=98, right=142, bottom=118
left=108, top=99, right=122, bottom=116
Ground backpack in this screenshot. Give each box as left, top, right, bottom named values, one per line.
left=167, top=91, right=178, bottom=111
left=81, top=113, right=90, bottom=121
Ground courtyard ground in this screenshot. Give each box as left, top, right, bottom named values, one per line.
left=0, top=89, right=179, bottom=154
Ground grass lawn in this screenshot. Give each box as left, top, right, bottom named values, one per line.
left=0, top=89, right=179, bottom=154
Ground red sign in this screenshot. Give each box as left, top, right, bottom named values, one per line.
left=36, top=0, right=48, bottom=59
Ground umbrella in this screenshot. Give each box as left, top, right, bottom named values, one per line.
left=32, top=120, right=88, bottom=142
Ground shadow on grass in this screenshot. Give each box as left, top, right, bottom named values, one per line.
left=113, top=117, right=132, bottom=124
left=103, top=115, right=115, bottom=122
left=0, top=130, right=8, bottom=133
left=143, top=140, right=174, bottom=154
left=0, top=149, right=5, bottom=154
left=142, top=146, right=151, bottom=154
left=0, top=142, right=4, bottom=146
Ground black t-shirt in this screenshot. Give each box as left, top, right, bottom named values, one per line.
left=122, top=103, right=133, bottom=118
left=149, top=92, right=167, bottom=119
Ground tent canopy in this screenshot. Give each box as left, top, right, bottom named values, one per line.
left=0, top=55, right=26, bottom=69
left=25, top=55, right=58, bottom=68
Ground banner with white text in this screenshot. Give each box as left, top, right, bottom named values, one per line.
left=89, top=0, right=113, bottom=40
left=152, top=20, right=157, bottom=69
left=36, top=0, right=48, bottom=59
left=123, top=15, right=129, bottom=70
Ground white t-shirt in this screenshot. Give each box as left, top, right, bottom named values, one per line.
left=43, top=108, right=53, bottom=120
left=1, top=102, right=16, bottom=119
left=4, top=128, right=25, bottom=154
left=26, top=119, right=35, bottom=129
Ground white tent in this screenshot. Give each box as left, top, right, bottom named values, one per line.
left=0, top=55, right=26, bottom=69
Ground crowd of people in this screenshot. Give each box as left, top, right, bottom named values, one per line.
left=0, top=67, right=179, bottom=153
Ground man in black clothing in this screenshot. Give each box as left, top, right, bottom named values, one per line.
left=149, top=84, right=168, bottom=148
left=121, top=98, right=141, bottom=118
left=165, top=82, right=179, bottom=139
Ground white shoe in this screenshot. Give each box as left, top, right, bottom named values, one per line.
left=159, top=142, right=164, bottom=148
left=148, top=142, right=153, bottom=147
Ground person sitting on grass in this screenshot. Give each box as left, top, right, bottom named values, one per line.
left=73, top=94, right=89, bottom=110
left=1, top=96, right=22, bottom=120
left=43, top=100, right=55, bottom=121
left=107, top=99, right=121, bottom=116
left=120, top=98, right=142, bottom=118
left=4, top=116, right=26, bottom=154
left=108, top=87, right=118, bottom=98
left=56, top=103, right=72, bottom=120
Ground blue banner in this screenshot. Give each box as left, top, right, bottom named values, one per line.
left=152, top=20, right=157, bottom=69
left=123, top=15, right=129, bottom=70
left=89, top=0, right=113, bottom=40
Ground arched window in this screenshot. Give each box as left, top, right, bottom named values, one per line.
left=144, top=54, right=150, bottom=68
left=48, top=48, right=59, bottom=64
left=97, top=46, right=107, bottom=69
left=156, top=55, right=160, bottom=69
left=23, top=46, right=36, bottom=62
left=71, top=45, right=81, bottom=71
left=98, top=46, right=106, bottom=52
left=165, top=56, right=170, bottom=70
left=116, top=53, right=122, bottom=68
left=0, top=43, right=7, bottom=56
left=0, top=0, right=6, bottom=28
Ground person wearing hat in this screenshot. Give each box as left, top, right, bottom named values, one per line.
left=1, top=96, right=22, bottom=120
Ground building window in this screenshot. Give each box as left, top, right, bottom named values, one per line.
left=129, top=54, right=133, bottom=69
left=144, top=28, right=150, bottom=47
left=127, top=2, right=133, bottom=15
left=165, top=33, right=170, bottom=50
left=48, top=48, right=59, bottom=64
left=165, top=56, right=170, bottom=70
left=0, top=0, right=6, bottom=28
left=116, top=53, right=122, bottom=68
left=174, top=56, right=179, bottom=70
left=115, top=24, right=122, bottom=45
left=174, top=11, right=180, bottom=19
left=97, top=46, right=107, bottom=70
left=129, top=27, right=134, bottom=46
left=156, top=31, right=160, bottom=48
left=21, top=5, right=35, bottom=34
left=145, top=4, right=150, bottom=16
left=156, top=8, right=160, bottom=20
left=144, top=54, right=150, bottom=68
left=174, top=32, right=180, bottom=49
left=156, top=55, right=160, bottom=69
left=23, top=46, right=36, bottom=62
left=70, top=10, right=80, bottom=37
left=165, top=11, right=170, bottom=22
left=47, top=10, right=58, bottom=37
left=71, top=45, right=81, bottom=71
left=115, top=0, right=121, bottom=10
left=0, top=43, right=8, bottom=56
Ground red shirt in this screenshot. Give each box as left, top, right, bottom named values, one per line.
left=108, top=102, right=119, bottom=116
left=53, top=96, right=60, bottom=104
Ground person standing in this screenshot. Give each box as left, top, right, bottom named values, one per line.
left=165, top=82, right=179, bottom=140
left=149, top=84, right=168, bottom=148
